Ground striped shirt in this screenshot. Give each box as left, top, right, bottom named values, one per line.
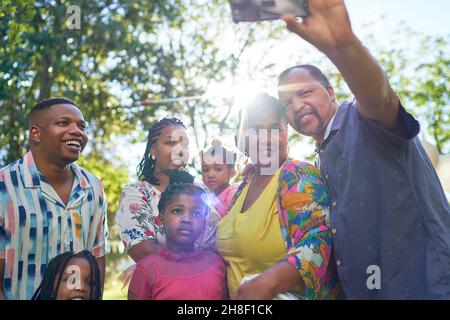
left=0, top=151, right=108, bottom=300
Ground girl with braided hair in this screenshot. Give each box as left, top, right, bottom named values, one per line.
left=117, top=118, right=219, bottom=263
left=128, top=170, right=226, bottom=300
left=32, top=250, right=102, bottom=300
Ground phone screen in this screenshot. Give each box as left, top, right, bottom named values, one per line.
left=229, top=0, right=309, bottom=23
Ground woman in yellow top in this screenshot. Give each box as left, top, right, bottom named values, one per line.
left=216, top=94, right=340, bottom=300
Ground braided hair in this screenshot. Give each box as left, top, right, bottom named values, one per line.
left=31, top=250, right=102, bottom=300
left=157, top=170, right=208, bottom=216
left=137, top=118, right=186, bottom=185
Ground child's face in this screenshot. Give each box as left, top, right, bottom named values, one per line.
left=56, top=257, right=91, bottom=300
left=201, top=155, right=235, bottom=195
left=163, top=194, right=207, bottom=251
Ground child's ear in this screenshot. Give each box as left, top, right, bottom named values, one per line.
left=156, top=214, right=164, bottom=228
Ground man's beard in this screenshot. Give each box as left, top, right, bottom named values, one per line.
left=294, top=107, right=325, bottom=137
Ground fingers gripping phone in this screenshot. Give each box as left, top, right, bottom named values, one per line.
left=229, top=0, right=309, bottom=23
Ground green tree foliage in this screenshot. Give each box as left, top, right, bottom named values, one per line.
left=0, top=0, right=184, bottom=270
left=142, top=0, right=286, bottom=150
left=375, top=34, right=450, bottom=154
left=412, top=37, right=449, bottom=154
left=76, top=152, right=129, bottom=268
left=0, top=0, right=184, bottom=165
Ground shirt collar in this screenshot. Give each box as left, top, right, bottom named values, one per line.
left=323, top=112, right=337, bottom=141
left=329, top=99, right=352, bottom=134
left=315, top=100, right=352, bottom=151
left=22, top=151, right=90, bottom=190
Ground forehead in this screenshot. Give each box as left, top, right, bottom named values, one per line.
left=48, top=104, right=84, bottom=120
left=202, top=153, right=226, bottom=165
left=159, top=125, right=186, bottom=139
left=168, top=193, right=206, bottom=206
left=278, top=69, right=320, bottom=94
left=245, top=105, right=283, bottom=127
left=65, top=256, right=90, bottom=270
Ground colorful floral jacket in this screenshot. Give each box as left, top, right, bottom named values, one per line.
left=232, top=158, right=341, bottom=299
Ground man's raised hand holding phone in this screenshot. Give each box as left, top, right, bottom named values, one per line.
left=282, top=0, right=401, bottom=131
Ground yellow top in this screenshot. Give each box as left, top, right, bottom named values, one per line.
left=216, top=169, right=286, bottom=295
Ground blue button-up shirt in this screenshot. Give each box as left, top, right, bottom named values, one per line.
left=318, top=100, right=450, bottom=299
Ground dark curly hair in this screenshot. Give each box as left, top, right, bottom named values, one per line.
left=136, top=117, right=186, bottom=185
left=157, top=170, right=208, bottom=215
left=31, top=250, right=102, bottom=300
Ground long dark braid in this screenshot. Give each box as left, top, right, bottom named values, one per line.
left=81, top=250, right=102, bottom=300
left=32, top=250, right=102, bottom=300
left=136, top=118, right=186, bottom=185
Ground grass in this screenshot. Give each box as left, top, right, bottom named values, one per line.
left=103, top=269, right=128, bottom=300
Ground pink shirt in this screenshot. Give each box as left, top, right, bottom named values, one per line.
left=214, top=184, right=240, bottom=219
left=128, top=248, right=227, bottom=300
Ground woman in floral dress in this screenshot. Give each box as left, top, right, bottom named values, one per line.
left=117, top=118, right=218, bottom=262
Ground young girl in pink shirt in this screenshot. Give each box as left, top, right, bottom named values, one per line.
left=201, top=139, right=239, bottom=219
left=128, top=171, right=226, bottom=300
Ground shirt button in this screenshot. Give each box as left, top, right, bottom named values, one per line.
left=320, top=149, right=324, bottom=153
left=325, top=174, right=329, bottom=179
left=332, top=201, right=337, bottom=207
left=332, top=228, right=337, bottom=234
left=336, top=260, right=342, bottom=266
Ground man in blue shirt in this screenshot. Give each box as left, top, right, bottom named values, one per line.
left=277, top=0, right=450, bottom=299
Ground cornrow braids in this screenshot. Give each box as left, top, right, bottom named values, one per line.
left=157, top=170, right=208, bottom=215
left=136, top=117, right=186, bottom=185
left=31, top=250, right=102, bottom=300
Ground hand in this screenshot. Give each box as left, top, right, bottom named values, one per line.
left=231, top=275, right=275, bottom=300
left=282, top=0, right=358, bottom=54
left=283, top=0, right=400, bottom=129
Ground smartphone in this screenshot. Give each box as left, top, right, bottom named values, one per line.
left=229, top=0, right=309, bottom=23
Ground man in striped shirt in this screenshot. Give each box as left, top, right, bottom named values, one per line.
left=0, top=98, right=108, bottom=300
